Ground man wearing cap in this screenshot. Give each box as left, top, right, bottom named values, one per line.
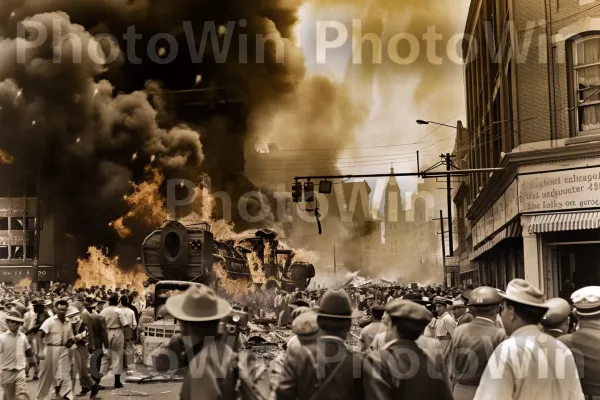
left=358, top=305, right=385, bottom=352
left=36, top=299, right=75, bottom=400
left=433, top=297, right=456, bottom=354
left=541, top=298, right=571, bottom=338
left=66, top=306, right=99, bottom=399
left=445, top=286, right=506, bottom=400
left=84, top=297, right=108, bottom=388
left=451, top=300, right=468, bottom=324
left=0, top=310, right=36, bottom=400
left=99, top=294, right=130, bottom=389
left=162, top=284, right=240, bottom=400
left=458, top=290, right=475, bottom=326
left=559, top=286, right=600, bottom=398
left=363, top=299, right=453, bottom=400
left=277, top=288, right=364, bottom=400
left=473, top=279, right=584, bottom=400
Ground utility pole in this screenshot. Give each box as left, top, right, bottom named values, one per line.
left=439, top=210, right=447, bottom=288
left=31, top=162, right=41, bottom=291
left=333, top=242, right=337, bottom=286
left=444, top=153, right=454, bottom=257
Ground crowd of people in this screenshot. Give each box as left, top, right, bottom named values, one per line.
left=0, top=283, right=149, bottom=400
left=0, top=278, right=599, bottom=400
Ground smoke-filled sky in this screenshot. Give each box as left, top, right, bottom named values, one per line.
left=0, top=0, right=471, bottom=269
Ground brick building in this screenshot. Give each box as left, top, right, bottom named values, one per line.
left=455, top=0, right=600, bottom=296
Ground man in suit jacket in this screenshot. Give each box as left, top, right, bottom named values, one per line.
left=84, top=297, right=108, bottom=387
left=445, top=287, right=506, bottom=400
left=363, top=299, right=453, bottom=400
left=277, top=289, right=364, bottom=400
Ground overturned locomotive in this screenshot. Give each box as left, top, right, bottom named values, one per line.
left=141, top=220, right=315, bottom=291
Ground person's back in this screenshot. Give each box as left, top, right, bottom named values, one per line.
left=559, top=317, right=600, bottom=396
left=277, top=336, right=363, bottom=400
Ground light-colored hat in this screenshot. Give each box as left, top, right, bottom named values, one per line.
left=290, top=306, right=311, bottom=322
left=314, top=289, right=362, bottom=319
left=292, top=311, right=319, bottom=340
left=469, top=286, right=502, bottom=306
left=5, top=310, right=24, bottom=323
left=66, top=307, right=80, bottom=318
left=542, top=298, right=571, bottom=326
left=571, top=286, right=600, bottom=316
left=500, top=279, right=548, bottom=309
left=165, top=284, right=231, bottom=322
left=452, top=300, right=466, bottom=308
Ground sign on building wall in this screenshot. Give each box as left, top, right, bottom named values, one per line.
left=518, top=166, right=600, bottom=213
left=446, top=256, right=459, bottom=267
left=493, top=195, right=506, bottom=232
left=0, top=266, right=52, bottom=282
left=505, top=180, right=519, bottom=221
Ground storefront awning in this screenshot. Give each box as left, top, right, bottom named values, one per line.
left=469, top=221, right=522, bottom=262
left=529, top=211, right=600, bottom=233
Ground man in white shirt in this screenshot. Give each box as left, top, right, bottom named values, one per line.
left=0, top=311, right=36, bottom=400
left=474, top=279, right=584, bottom=400
left=119, top=296, right=137, bottom=371
left=36, top=300, right=75, bottom=400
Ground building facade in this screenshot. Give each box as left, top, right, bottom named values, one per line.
left=455, top=0, right=600, bottom=296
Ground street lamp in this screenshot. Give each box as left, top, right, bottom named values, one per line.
left=416, top=119, right=460, bottom=130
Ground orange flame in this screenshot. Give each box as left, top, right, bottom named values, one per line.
left=0, top=149, right=14, bottom=164
left=110, top=168, right=168, bottom=238
left=15, top=277, right=31, bottom=288
left=74, top=246, right=147, bottom=294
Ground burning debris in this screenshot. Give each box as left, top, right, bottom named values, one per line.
left=0, top=149, right=13, bottom=165
left=74, top=246, right=147, bottom=294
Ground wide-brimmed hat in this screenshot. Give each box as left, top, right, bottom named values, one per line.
left=433, top=296, right=452, bottom=306
left=166, top=284, right=231, bottom=322
left=84, top=297, right=98, bottom=308
left=5, top=310, right=24, bottom=324
left=402, top=292, right=431, bottom=305
left=314, top=289, right=362, bottom=319
left=500, top=279, right=549, bottom=309
left=66, top=306, right=80, bottom=318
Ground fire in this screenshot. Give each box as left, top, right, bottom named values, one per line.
left=74, top=246, right=147, bottom=294
left=15, top=277, right=31, bottom=288
left=290, top=248, right=319, bottom=264
left=109, top=168, right=168, bottom=238
left=214, top=261, right=254, bottom=302
left=246, top=251, right=266, bottom=284
left=0, top=149, right=14, bottom=164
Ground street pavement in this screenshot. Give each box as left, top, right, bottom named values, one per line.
left=4, top=369, right=183, bottom=400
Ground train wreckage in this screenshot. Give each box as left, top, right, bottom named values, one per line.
left=141, top=220, right=316, bottom=291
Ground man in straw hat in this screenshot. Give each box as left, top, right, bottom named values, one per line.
left=559, top=286, right=600, bottom=398
left=445, top=286, right=506, bottom=400
left=473, top=279, right=584, bottom=400
left=158, top=284, right=238, bottom=400
left=0, top=310, right=36, bottom=400
left=277, top=288, right=364, bottom=400
left=363, top=299, right=453, bottom=400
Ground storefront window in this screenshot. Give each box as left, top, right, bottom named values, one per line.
left=0, top=218, right=7, bottom=230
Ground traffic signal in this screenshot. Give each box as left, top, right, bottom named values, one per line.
left=318, top=180, right=332, bottom=194
left=304, top=181, right=315, bottom=202
left=292, top=181, right=302, bottom=203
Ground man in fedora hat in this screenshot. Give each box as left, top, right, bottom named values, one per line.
left=156, top=284, right=239, bottom=400
left=445, top=286, right=506, bottom=400
left=0, top=310, right=36, bottom=400
left=363, top=299, right=453, bottom=400
left=277, top=288, right=364, bottom=400
left=559, top=286, right=600, bottom=398
left=474, top=279, right=583, bottom=400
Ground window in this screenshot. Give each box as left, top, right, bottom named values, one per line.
left=25, top=245, right=34, bottom=260
left=10, top=217, right=23, bottom=231
left=25, top=217, right=35, bottom=231
left=0, top=246, right=7, bottom=259
left=11, top=245, right=23, bottom=260
left=0, top=218, right=7, bottom=230
left=572, top=36, right=600, bottom=133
